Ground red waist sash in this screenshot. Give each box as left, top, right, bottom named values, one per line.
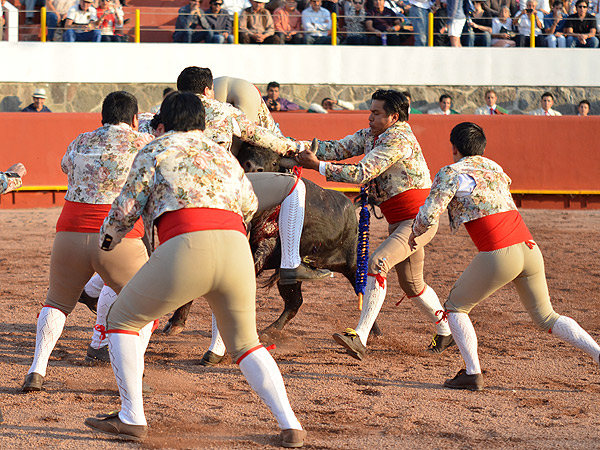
left=156, top=208, right=246, bottom=244
left=464, top=210, right=533, bottom=252
left=379, top=189, right=430, bottom=224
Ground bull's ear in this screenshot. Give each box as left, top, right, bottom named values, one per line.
left=280, top=157, right=296, bottom=170
left=311, top=138, right=319, bottom=153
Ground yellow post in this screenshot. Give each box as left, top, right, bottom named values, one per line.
left=234, top=12, right=239, bottom=44
left=41, top=6, right=46, bottom=42
left=428, top=11, right=434, bottom=46
left=135, top=9, right=141, bottom=43
left=332, top=12, right=337, bottom=45
left=530, top=12, right=535, bottom=47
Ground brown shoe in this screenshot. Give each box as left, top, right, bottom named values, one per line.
left=443, top=369, right=484, bottom=391
left=332, top=328, right=366, bottom=361
left=84, top=412, right=148, bottom=441
left=85, top=345, right=110, bottom=365
left=427, top=333, right=455, bottom=354
left=280, top=428, right=307, bottom=448
left=78, top=290, right=98, bottom=314
left=279, top=263, right=332, bottom=285
left=198, top=350, right=225, bottom=367
left=22, top=372, right=44, bottom=392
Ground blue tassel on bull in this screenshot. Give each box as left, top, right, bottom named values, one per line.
left=355, top=185, right=370, bottom=311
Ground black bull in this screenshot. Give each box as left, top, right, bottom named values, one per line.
left=162, top=144, right=381, bottom=336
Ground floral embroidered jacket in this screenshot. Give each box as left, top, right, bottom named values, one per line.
left=0, top=172, right=22, bottom=195
left=413, top=155, right=517, bottom=236
left=62, top=123, right=154, bottom=204
left=304, top=121, right=432, bottom=204
left=100, top=130, right=258, bottom=248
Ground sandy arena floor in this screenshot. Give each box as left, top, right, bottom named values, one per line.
left=1, top=207, right=600, bottom=449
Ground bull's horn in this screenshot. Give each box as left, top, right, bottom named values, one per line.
left=280, top=157, right=297, bottom=169
left=311, top=138, right=319, bottom=153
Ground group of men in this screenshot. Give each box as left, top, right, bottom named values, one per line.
left=12, top=68, right=600, bottom=447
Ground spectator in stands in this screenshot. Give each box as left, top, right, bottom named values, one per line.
left=173, top=0, right=210, bottom=43
left=222, top=0, right=251, bottom=16
left=447, top=0, right=467, bottom=47
left=342, top=0, right=367, bottom=45
left=22, top=88, right=52, bottom=113
left=543, top=0, right=568, bottom=46
left=322, top=0, right=340, bottom=14
left=408, top=0, right=436, bottom=46
left=529, top=92, right=562, bottom=115
left=428, top=94, right=459, bottom=115
left=464, top=0, right=493, bottom=46
left=273, top=0, right=303, bottom=44
left=491, top=5, right=516, bottom=47
left=528, top=0, right=550, bottom=13
left=205, top=0, right=234, bottom=43
left=302, top=0, right=333, bottom=44
left=46, top=0, right=77, bottom=41
left=432, top=2, right=450, bottom=46
left=63, top=0, right=101, bottom=42
left=564, top=0, right=599, bottom=47
left=475, top=89, right=508, bottom=115
left=262, top=81, right=301, bottom=111
left=365, top=0, right=406, bottom=45
left=513, top=0, right=544, bottom=46
left=308, top=97, right=355, bottom=113
left=578, top=99, right=591, bottom=115
left=240, top=0, right=281, bottom=43
left=402, top=91, right=423, bottom=114
left=96, top=0, right=124, bottom=42
left=150, top=87, right=174, bottom=114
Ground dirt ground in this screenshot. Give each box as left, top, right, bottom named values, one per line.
left=1, top=207, right=600, bottom=450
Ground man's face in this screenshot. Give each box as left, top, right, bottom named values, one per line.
left=485, top=92, right=497, bottom=107
left=267, top=87, right=280, bottom=101
left=369, top=99, right=398, bottom=137
left=284, top=0, right=297, bottom=10
left=251, top=0, right=265, bottom=11
left=541, top=95, right=554, bottom=111
left=578, top=103, right=590, bottom=116
left=211, top=0, right=223, bottom=12
left=440, top=97, right=452, bottom=112
left=310, top=0, right=322, bottom=11
left=33, top=96, right=45, bottom=111
left=373, top=0, right=385, bottom=10
left=553, top=3, right=563, bottom=13
left=81, top=0, right=92, bottom=10
left=190, top=0, right=200, bottom=8
left=576, top=2, right=588, bottom=17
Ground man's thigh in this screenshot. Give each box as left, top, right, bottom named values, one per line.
left=246, top=172, right=297, bottom=212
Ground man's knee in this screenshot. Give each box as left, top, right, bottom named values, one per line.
left=530, top=310, right=560, bottom=332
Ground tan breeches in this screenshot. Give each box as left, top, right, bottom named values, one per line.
left=246, top=172, right=298, bottom=212
left=445, top=242, right=560, bottom=332
left=213, top=76, right=263, bottom=123
left=368, top=220, right=438, bottom=297
left=46, top=232, right=149, bottom=314
left=106, top=230, right=260, bottom=361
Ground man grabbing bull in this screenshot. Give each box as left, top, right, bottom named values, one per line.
left=297, top=89, right=453, bottom=361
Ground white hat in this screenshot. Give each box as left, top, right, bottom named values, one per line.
left=33, top=88, right=47, bottom=99
left=253, top=0, right=269, bottom=3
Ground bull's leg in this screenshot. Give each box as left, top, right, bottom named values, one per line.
left=264, top=281, right=304, bottom=331
left=162, top=301, right=193, bottom=335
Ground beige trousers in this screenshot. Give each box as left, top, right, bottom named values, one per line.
left=46, top=232, right=149, bottom=314
left=107, top=230, right=260, bottom=361
left=368, top=219, right=438, bottom=297
left=246, top=172, right=298, bottom=212
left=445, top=242, right=560, bottom=332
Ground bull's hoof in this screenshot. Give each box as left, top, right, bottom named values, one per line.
left=198, top=350, right=224, bottom=367
left=161, top=322, right=185, bottom=336
left=369, top=322, right=383, bottom=337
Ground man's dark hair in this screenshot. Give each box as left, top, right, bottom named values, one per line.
left=541, top=91, right=554, bottom=100
left=163, top=87, right=174, bottom=98
left=579, top=99, right=591, bottom=107
left=149, top=112, right=162, bottom=131
left=575, top=0, right=588, bottom=6
left=177, top=67, right=213, bottom=94
left=552, top=0, right=563, bottom=6
left=321, top=97, right=333, bottom=107
left=267, top=81, right=280, bottom=90
left=101, top=91, right=138, bottom=126
left=439, top=94, right=452, bottom=103
left=450, top=122, right=486, bottom=157
left=371, top=89, right=409, bottom=122
left=401, top=91, right=412, bottom=101
left=161, top=91, right=206, bottom=132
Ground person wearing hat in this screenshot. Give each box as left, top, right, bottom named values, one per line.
left=22, top=89, right=52, bottom=113
left=239, top=0, right=281, bottom=44
left=63, top=0, right=102, bottom=42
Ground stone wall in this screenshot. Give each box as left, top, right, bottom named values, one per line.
left=2, top=83, right=599, bottom=115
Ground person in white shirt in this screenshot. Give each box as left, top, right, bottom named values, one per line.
left=428, top=94, right=459, bottom=115
left=308, top=97, right=355, bottom=113
left=513, top=0, right=545, bottom=46
left=222, top=0, right=251, bottom=15
left=491, top=5, right=516, bottom=47
left=475, top=89, right=508, bottom=115
left=63, top=0, right=101, bottom=42
left=302, top=0, right=333, bottom=44
left=529, top=92, right=563, bottom=116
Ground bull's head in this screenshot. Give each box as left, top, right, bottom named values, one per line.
left=237, top=143, right=296, bottom=173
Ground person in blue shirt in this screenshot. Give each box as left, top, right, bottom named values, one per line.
left=543, top=0, right=568, bottom=47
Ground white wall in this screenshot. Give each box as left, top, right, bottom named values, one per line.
left=1, top=41, right=598, bottom=86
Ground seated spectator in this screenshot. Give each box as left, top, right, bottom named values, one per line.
left=365, top=0, right=406, bottom=45
left=513, top=0, right=545, bottom=46
left=402, top=91, right=423, bottom=114
left=173, top=0, right=210, bottom=43
left=273, top=0, right=303, bottom=44
left=343, top=0, right=367, bottom=45
left=526, top=0, right=550, bottom=14
left=222, top=0, right=251, bottom=16
left=22, top=88, right=52, bottom=113
left=463, top=0, right=493, bottom=46
left=262, top=81, right=301, bottom=111
left=428, top=94, right=459, bottom=115
left=475, top=89, right=508, bottom=115
left=432, top=3, right=450, bottom=46
left=529, top=91, right=562, bottom=115
left=564, top=0, right=599, bottom=47
left=308, top=97, right=355, bottom=113
left=578, top=99, right=591, bottom=115
left=46, top=0, right=77, bottom=41
left=205, top=0, right=234, bottom=43
left=543, top=0, right=568, bottom=46
left=96, top=0, right=124, bottom=42
left=491, top=5, right=516, bottom=47
left=63, top=0, right=102, bottom=42
left=302, top=0, right=333, bottom=44
left=240, top=0, right=281, bottom=43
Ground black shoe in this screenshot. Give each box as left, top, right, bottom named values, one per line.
left=279, top=263, right=332, bottom=285
left=332, top=328, right=366, bottom=361
left=85, top=345, right=110, bottom=365
left=427, top=333, right=455, bottom=354
left=22, top=372, right=44, bottom=392
left=84, top=411, right=148, bottom=441
left=443, top=369, right=484, bottom=391
left=281, top=428, right=307, bottom=448
left=78, top=290, right=98, bottom=314
left=198, top=350, right=224, bottom=367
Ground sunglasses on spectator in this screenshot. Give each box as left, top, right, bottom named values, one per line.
left=577, top=4, right=588, bottom=7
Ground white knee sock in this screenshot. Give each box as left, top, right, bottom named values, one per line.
left=238, top=347, right=302, bottom=431
left=551, top=315, right=600, bottom=364
left=138, top=321, right=155, bottom=376
left=90, top=285, right=117, bottom=349
left=29, top=306, right=67, bottom=377
left=409, top=285, right=451, bottom=336
left=279, top=179, right=306, bottom=269
left=207, top=313, right=226, bottom=357
left=355, top=275, right=387, bottom=346
left=108, top=332, right=147, bottom=426
left=447, top=312, right=481, bottom=375
left=84, top=273, right=104, bottom=298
